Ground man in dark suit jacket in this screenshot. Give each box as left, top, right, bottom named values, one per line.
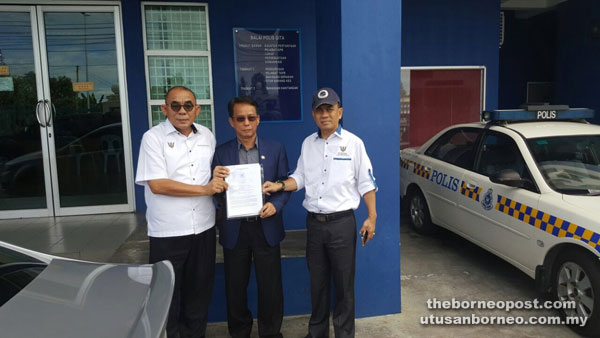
left=212, top=96, right=290, bottom=338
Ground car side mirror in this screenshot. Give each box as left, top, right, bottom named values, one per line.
left=490, top=169, right=525, bottom=188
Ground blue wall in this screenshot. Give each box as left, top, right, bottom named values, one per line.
left=124, top=0, right=318, bottom=230
left=555, top=0, right=600, bottom=124
left=498, top=10, right=557, bottom=108
left=207, top=0, right=319, bottom=231
left=122, top=0, right=149, bottom=211
left=496, top=0, right=600, bottom=124
left=122, top=0, right=319, bottom=322
left=122, top=0, right=402, bottom=322
left=401, top=0, right=500, bottom=109
left=341, top=0, right=402, bottom=317
left=315, top=0, right=342, bottom=93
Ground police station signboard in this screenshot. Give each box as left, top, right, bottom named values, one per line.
left=233, top=28, right=302, bottom=122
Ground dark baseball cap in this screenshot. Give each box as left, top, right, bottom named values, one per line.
left=312, top=87, right=341, bottom=111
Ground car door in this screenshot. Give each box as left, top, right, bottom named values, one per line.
left=458, top=129, right=541, bottom=273
left=418, top=127, right=482, bottom=230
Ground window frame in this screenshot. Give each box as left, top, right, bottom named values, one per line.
left=474, top=130, right=539, bottom=193
left=141, top=1, right=215, bottom=132
left=526, top=134, right=600, bottom=195
left=424, top=127, right=482, bottom=170
left=400, top=66, right=486, bottom=149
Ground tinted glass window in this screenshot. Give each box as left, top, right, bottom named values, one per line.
left=425, top=128, right=480, bottom=169
left=0, top=246, right=43, bottom=265
left=527, top=135, right=600, bottom=195
left=0, top=247, right=46, bottom=306
left=475, top=132, right=535, bottom=191
left=0, top=265, right=46, bottom=306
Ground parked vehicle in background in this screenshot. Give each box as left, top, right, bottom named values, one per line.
left=401, top=106, right=600, bottom=336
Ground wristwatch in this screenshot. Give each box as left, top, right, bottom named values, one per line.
left=276, top=179, right=286, bottom=192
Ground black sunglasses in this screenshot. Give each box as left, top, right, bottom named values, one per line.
left=235, top=115, right=258, bottom=122
left=169, top=101, right=196, bottom=113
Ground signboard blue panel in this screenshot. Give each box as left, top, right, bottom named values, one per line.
left=233, top=28, right=302, bottom=122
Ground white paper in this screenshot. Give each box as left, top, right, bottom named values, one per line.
left=225, top=163, right=264, bottom=218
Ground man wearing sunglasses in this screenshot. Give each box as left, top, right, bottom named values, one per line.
left=211, top=96, right=291, bottom=338
left=136, top=86, right=228, bottom=338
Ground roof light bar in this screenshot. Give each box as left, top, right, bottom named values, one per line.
left=482, top=106, right=595, bottom=122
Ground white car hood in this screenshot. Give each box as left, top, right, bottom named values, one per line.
left=562, top=194, right=600, bottom=218
left=401, top=147, right=418, bottom=156
left=0, top=258, right=174, bottom=338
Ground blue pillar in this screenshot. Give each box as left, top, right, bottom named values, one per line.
left=341, top=0, right=402, bottom=317
left=121, top=0, right=149, bottom=212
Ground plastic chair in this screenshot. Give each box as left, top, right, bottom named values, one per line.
left=101, top=134, right=122, bottom=174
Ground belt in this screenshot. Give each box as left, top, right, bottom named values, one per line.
left=241, top=216, right=260, bottom=222
left=308, top=209, right=353, bottom=223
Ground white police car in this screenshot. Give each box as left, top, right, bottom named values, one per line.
left=400, top=106, right=600, bottom=336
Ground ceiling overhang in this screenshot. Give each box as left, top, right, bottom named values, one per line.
left=501, top=0, right=568, bottom=10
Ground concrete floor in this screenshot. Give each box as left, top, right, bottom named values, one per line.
left=0, top=213, right=581, bottom=337
left=0, top=213, right=145, bottom=261
left=204, top=223, right=578, bottom=338
left=395, top=223, right=578, bottom=338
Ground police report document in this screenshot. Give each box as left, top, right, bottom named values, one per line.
left=225, top=163, right=264, bottom=219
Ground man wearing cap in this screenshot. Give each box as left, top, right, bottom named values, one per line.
left=263, top=88, right=377, bottom=338
left=212, top=96, right=291, bottom=338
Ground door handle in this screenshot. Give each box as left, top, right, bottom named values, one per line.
left=466, top=183, right=477, bottom=189
left=43, top=99, right=51, bottom=127
left=35, top=100, right=46, bottom=128
left=45, top=101, right=55, bottom=127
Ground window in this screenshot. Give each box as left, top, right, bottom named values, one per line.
left=425, top=128, right=480, bottom=169
left=400, top=67, right=485, bottom=149
left=527, top=135, right=600, bottom=194
left=475, top=131, right=536, bottom=192
left=0, top=246, right=46, bottom=307
left=142, top=3, right=214, bottom=131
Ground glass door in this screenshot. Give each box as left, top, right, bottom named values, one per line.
left=0, top=6, right=51, bottom=217
left=0, top=5, right=134, bottom=218
left=39, top=6, right=133, bottom=216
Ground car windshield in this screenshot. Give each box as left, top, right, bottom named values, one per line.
left=527, top=135, right=600, bottom=195
left=0, top=246, right=47, bottom=307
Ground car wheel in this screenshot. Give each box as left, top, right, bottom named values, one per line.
left=552, top=249, right=600, bottom=337
left=408, top=189, right=436, bottom=235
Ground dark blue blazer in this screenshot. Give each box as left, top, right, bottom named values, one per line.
left=211, top=137, right=291, bottom=249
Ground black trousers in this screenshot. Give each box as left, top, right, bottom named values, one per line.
left=223, top=220, right=284, bottom=338
left=306, top=211, right=356, bottom=338
left=149, top=227, right=216, bottom=338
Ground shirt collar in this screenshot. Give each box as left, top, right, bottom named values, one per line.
left=237, top=136, right=259, bottom=150
left=163, top=119, right=198, bottom=136
left=315, top=125, right=344, bottom=140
